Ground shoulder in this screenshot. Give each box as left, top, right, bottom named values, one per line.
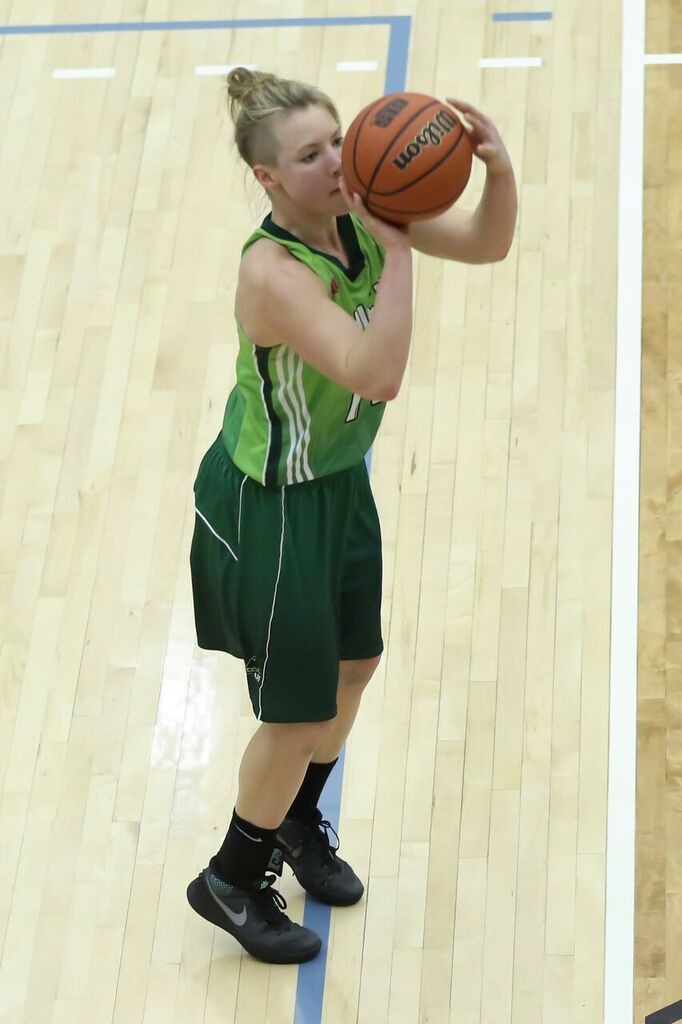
left=240, top=234, right=290, bottom=278
left=239, top=236, right=326, bottom=294
left=236, top=238, right=328, bottom=347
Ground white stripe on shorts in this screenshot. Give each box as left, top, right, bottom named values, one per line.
left=238, top=475, right=247, bottom=544
left=258, top=487, right=286, bottom=720
left=194, top=506, right=238, bottom=562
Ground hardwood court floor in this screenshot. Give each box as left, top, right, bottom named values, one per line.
left=636, top=0, right=682, bottom=1020
left=0, top=1, right=626, bottom=1022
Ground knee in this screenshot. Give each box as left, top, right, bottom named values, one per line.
left=339, top=654, right=381, bottom=688
left=268, top=719, right=335, bottom=760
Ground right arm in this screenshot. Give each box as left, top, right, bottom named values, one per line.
left=245, top=204, right=413, bottom=403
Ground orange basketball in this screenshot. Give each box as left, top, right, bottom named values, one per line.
left=341, top=92, right=473, bottom=224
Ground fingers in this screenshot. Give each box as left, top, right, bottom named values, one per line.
left=461, top=113, right=497, bottom=150
left=339, top=178, right=366, bottom=213
left=446, top=97, right=494, bottom=131
left=338, top=177, right=355, bottom=207
left=446, top=97, right=485, bottom=118
left=341, top=185, right=378, bottom=226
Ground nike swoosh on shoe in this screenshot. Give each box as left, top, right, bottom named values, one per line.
left=206, top=878, right=248, bottom=927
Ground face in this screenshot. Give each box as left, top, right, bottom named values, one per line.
left=255, top=104, right=347, bottom=215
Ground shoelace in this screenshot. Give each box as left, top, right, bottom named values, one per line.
left=253, top=874, right=289, bottom=926
left=302, top=818, right=342, bottom=872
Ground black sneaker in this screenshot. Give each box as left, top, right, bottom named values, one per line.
left=186, top=869, right=322, bottom=964
left=268, top=811, right=364, bottom=907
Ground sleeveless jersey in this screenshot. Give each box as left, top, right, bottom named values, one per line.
left=221, top=212, right=386, bottom=486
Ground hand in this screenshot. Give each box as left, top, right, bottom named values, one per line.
left=339, top=178, right=411, bottom=251
left=446, top=98, right=513, bottom=177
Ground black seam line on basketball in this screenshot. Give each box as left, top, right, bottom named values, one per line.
left=255, top=345, right=282, bottom=488
left=352, top=96, right=390, bottom=193
left=369, top=124, right=466, bottom=197
left=366, top=99, right=442, bottom=198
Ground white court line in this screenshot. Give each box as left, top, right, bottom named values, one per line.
left=644, top=52, right=682, bottom=64
left=336, top=60, right=378, bottom=71
left=195, top=63, right=257, bottom=76
left=52, top=68, right=116, bottom=79
left=479, top=56, right=543, bottom=68
left=604, top=0, right=645, bottom=1019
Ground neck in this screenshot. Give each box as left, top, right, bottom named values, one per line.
left=269, top=200, right=342, bottom=252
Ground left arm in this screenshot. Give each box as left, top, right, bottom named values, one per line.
left=408, top=99, right=518, bottom=264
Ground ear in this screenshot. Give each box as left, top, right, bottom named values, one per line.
left=252, top=164, right=280, bottom=193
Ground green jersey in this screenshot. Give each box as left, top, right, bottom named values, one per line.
left=222, top=212, right=386, bottom=487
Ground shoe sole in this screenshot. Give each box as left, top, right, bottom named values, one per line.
left=275, top=847, right=365, bottom=907
left=186, top=875, right=321, bottom=965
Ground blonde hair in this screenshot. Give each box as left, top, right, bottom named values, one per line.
left=226, top=67, right=340, bottom=168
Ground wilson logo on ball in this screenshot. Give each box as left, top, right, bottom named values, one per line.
left=391, top=109, right=460, bottom=171
left=373, top=98, right=408, bottom=128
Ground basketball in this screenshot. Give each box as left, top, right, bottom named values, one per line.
left=341, top=92, right=473, bottom=224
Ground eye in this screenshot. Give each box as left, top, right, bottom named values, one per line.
left=333, top=136, right=343, bottom=147
left=301, top=151, right=317, bottom=163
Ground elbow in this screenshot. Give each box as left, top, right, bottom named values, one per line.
left=373, top=380, right=400, bottom=402
left=489, top=241, right=513, bottom=263
left=355, top=378, right=400, bottom=403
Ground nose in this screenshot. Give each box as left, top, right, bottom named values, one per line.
left=327, top=144, right=342, bottom=175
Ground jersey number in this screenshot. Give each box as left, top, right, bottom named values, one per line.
left=346, top=394, right=382, bottom=423
left=346, top=300, right=381, bottom=423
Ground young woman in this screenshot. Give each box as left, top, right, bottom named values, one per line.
left=187, top=67, right=517, bottom=964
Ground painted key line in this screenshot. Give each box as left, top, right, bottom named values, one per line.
left=644, top=53, right=682, bottom=63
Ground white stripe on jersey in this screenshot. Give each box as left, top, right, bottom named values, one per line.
left=285, top=349, right=306, bottom=483
left=294, top=355, right=313, bottom=480
left=276, top=346, right=298, bottom=485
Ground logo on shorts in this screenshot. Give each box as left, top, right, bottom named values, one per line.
left=246, top=657, right=262, bottom=684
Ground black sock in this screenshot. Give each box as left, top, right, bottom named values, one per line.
left=211, top=810, right=279, bottom=884
left=286, top=758, right=338, bottom=824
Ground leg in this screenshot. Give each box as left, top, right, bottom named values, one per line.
left=273, top=656, right=381, bottom=907
left=287, top=655, right=381, bottom=821
left=236, top=719, right=334, bottom=829
left=187, top=718, right=333, bottom=964
left=311, top=655, right=381, bottom=763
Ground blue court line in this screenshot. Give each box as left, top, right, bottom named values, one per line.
left=0, top=12, right=409, bottom=1023
left=295, top=750, right=346, bottom=1024
left=0, top=16, right=408, bottom=35
left=294, top=12, right=408, bottom=1015
left=492, top=11, right=553, bottom=20
left=0, top=16, right=411, bottom=95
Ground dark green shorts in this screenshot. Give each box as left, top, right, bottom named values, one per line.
left=190, top=436, right=383, bottom=723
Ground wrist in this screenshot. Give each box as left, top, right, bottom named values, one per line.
left=485, top=161, right=515, bottom=181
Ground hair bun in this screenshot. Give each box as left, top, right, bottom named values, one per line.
left=226, top=68, right=283, bottom=125
left=226, top=66, right=256, bottom=101
left=226, top=68, right=279, bottom=109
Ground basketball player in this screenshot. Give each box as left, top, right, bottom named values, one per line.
left=186, top=68, right=517, bottom=963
